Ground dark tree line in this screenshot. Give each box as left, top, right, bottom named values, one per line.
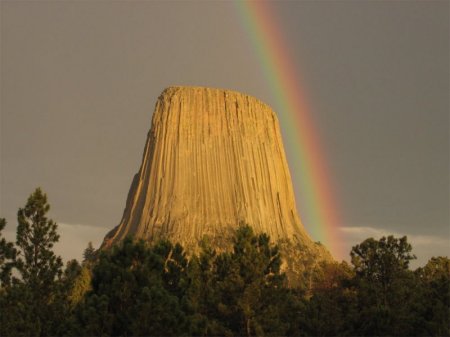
left=1, top=188, right=449, bottom=336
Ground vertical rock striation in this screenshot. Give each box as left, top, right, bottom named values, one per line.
left=103, top=86, right=332, bottom=279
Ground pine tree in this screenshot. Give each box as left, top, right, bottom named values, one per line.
left=77, top=237, right=187, bottom=336
left=197, top=225, right=290, bottom=336
left=0, top=218, right=17, bottom=287
left=12, top=188, right=63, bottom=336
left=0, top=218, right=19, bottom=336
left=83, top=241, right=96, bottom=264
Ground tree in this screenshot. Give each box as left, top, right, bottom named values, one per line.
left=414, top=256, right=450, bottom=336
left=350, top=236, right=417, bottom=336
left=15, top=188, right=63, bottom=284
left=76, top=237, right=187, bottom=336
left=183, top=241, right=218, bottom=336
left=189, top=225, right=291, bottom=337
left=66, top=261, right=91, bottom=308
left=83, top=241, right=96, bottom=264
left=0, top=218, right=20, bottom=336
left=0, top=218, right=17, bottom=287
left=301, top=261, right=357, bottom=336
left=6, top=188, right=64, bottom=336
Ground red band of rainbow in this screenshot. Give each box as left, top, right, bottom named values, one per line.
left=235, top=1, right=344, bottom=259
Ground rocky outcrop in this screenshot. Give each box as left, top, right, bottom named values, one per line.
left=103, top=86, right=333, bottom=282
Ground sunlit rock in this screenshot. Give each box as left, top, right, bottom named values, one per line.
left=102, top=86, right=333, bottom=284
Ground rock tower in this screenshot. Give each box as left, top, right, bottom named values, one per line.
left=103, top=87, right=333, bottom=281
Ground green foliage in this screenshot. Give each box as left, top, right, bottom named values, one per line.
left=0, top=188, right=65, bottom=337
left=0, top=218, right=17, bottom=287
left=64, top=259, right=91, bottom=308
left=76, top=237, right=187, bottom=336
left=15, top=188, right=63, bottom=287
left=351, top=235, right=415, bottom=280
left=184, top=224, right=292, bottom=337
left=414, top=257, right=450, bottom=336
left=301, top=261, right=357, bottom=336
left=82, top=241, right=96, bottom=264
left=1, top=192, right=449, bottom=336
left=350, top=236, right=419, bottom=336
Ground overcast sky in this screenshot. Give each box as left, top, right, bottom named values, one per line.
left=1, top=1, right=448, bottom=267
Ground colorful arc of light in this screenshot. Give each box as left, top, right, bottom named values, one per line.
left=234, top=1, right=343, bottom=259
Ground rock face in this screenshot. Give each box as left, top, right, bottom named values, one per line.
left=103, top=86, right=332, bottom=282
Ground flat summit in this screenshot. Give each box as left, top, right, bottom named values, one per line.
left=103, top=86, right=332, bottom=281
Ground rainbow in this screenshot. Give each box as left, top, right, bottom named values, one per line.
left=234, top=1, right=344, bottom=259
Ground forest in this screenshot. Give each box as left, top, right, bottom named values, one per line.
left=1, top=188, right=449, bottom=337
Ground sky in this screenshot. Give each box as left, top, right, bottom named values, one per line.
left=1, top=1, right=448, bottom=267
